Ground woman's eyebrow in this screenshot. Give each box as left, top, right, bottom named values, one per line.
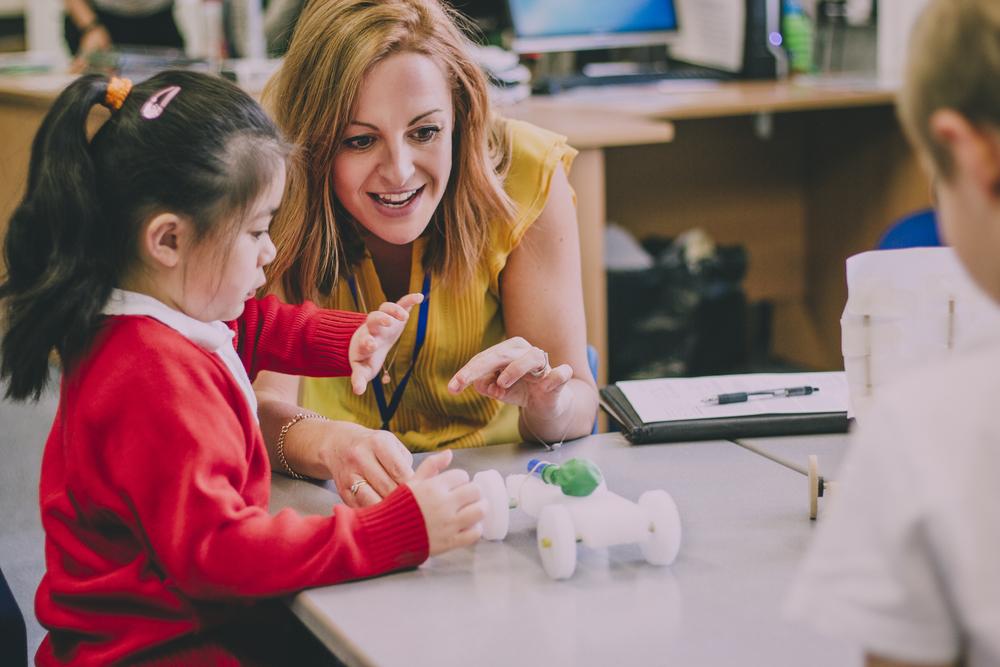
left=408, top=109, right=443, bottom=124
left=347, top=109, right=444, bottom=130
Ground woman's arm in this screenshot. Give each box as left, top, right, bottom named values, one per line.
left=254, top=370, right=415, bottom=507
left=449, top=163, right=598, bottom=443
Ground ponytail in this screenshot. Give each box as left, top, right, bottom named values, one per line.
left=1, top=74, right=116, bottom=400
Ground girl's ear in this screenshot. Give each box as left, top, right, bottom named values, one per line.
left=141, top=212, right=188, bottom=269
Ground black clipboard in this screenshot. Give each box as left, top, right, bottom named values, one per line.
left=599, top=384, right=849, bottom=444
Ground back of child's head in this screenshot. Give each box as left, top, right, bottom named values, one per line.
left=1, top=70, right=288, bottom=401
left=898, top=0, right=1000, bottom=178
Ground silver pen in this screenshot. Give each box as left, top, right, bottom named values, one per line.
left=702, top=385, right=820, bottom=405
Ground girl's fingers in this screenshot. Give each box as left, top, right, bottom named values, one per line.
left=395, top=292, right=424, bottom=311
left=436, top=467, right=471, bottom=490
left=350, top=368, right=370, bottom=395
left=412, top=449, right=452, bottom=481
left=366, top=311, right=393, bottom=333
left=451, top=481, right=484, bottom=508
left=379, top=301, right=409, bottom=320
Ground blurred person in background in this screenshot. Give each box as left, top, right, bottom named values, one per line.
left=64, top=0, right=183, bottom=70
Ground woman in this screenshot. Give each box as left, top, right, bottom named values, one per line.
left=256, top=0, right=598, bottom=506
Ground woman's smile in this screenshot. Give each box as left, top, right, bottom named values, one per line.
left=368, top=185, right=425, bottom=215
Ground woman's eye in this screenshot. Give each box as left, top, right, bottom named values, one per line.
left=411, top=126, right=440, bottom=143
left=251, top=230, right=270, bottom=239
left=344, top=135, right=376, bottom=150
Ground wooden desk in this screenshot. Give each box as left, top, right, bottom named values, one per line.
left=271, top=432, right=855, bottom=667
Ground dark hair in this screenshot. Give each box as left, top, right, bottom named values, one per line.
left=1, top=70, right=288, bottom=400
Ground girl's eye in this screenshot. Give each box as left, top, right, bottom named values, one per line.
left=251, top=230, right=270, bottom=240
left=411, top=126, right=440, bottom=143
left=344, top=135, right=376, bottom=150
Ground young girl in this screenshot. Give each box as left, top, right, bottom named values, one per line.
left=0, top=70, right=485, bottom=665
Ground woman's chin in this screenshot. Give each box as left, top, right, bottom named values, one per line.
left=362, top=216, right=432, bottom=246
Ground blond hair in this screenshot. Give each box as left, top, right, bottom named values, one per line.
left=898, top=0, right=1000, bottom=179
left=263, top=0, right=514, bottom=303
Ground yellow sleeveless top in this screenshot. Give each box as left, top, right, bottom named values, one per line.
left=301, top=119, right=577, bottom=451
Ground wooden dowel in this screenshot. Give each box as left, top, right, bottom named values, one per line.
left=730, top=439, right=808, bottom=477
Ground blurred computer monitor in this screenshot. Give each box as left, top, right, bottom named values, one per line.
left=505, top=0, right=679, bottom=53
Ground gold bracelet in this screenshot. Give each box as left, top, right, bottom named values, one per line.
left=275, top=412, right=326, bottom=480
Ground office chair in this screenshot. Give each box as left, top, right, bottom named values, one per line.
left=877, top=208, right=941, bottom=250
left=0, top=566, right=28, bottom=667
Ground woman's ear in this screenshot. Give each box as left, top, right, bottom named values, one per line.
left=930, top=109, right=1000, bottom=198
left=141, top=212, right=187, bottom=269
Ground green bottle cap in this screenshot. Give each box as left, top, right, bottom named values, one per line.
left=542, top=458, right=603, bottom=497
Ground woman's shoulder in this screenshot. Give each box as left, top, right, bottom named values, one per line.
left=490, top=117, right=577, bottom=244
left=501, top=118, right=577, bottom=196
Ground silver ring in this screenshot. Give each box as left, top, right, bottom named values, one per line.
left=528, top=351, right=550, bottom=378
left=349, top=479, right=370, bottom=495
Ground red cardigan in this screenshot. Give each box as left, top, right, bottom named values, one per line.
left=35, top=297, right=429, bottom=666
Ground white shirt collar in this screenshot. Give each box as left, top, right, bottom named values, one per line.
left=102, top=289, right=258, bottom=420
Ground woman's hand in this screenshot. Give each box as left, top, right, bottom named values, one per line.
left=349, top=293, right=423, bottom=395
left=447, top=336, right=574, bottom=415
left=303, top=420, right=416, bottom=508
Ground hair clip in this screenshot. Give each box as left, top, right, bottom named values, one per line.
left=140, top=85, right=181, bottom=120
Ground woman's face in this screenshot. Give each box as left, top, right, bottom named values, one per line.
left=333, top=51, right=454, bottom=246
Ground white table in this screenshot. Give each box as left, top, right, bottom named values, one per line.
left=269, top=433, right=859, bottom=667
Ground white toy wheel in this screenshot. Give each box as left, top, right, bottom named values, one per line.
left=537, top=505, right=577, bottom=580
left=638, top=490, right=682, bottom=566
left=473, top=470, right=509, bottom=541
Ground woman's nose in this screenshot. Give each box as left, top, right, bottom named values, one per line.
left=379, top=141, right=416, bottom=187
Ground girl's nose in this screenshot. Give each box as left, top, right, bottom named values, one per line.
left=260, top=234, right=277, bottom=266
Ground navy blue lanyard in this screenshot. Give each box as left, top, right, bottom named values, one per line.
left=347, top=271, right=431, bottom=431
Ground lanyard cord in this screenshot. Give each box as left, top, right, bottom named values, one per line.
left=347, top=271, right=431, bottom=430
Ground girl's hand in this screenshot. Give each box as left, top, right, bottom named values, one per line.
left=447, top=337, right=574, bottom=414
left=406, top=450, right=485, bottom=556
left=349, top=293, right=424, bottom=394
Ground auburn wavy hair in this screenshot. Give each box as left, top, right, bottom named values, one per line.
left=263, top=0, right=514, bottom=303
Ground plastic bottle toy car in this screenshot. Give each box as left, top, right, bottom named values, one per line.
left=472, top=458, right=682, bottom=580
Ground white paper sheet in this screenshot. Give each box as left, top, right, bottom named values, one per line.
left=617, top=371, right=848, bottom=424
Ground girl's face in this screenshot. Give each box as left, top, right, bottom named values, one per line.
left=182, top=162, right=284, bottom=322
left=332, top=51, right=454, bottom=246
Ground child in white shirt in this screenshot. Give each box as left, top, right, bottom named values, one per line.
left=785, top=1, right=1000, bottom=665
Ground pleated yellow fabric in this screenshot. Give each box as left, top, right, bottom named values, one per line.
left=301, top=119, right=577, bottom=451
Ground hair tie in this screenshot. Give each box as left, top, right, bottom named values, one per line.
left=104, top=76, right=133, bottom=112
